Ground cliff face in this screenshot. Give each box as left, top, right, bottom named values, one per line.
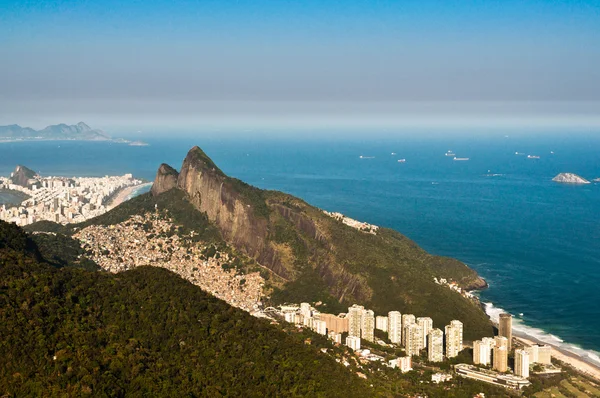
left=173, top=147, right=289, bottom=278
left=150, top=146, right=493, bottom=339
left=151, top=164, right=179, bottom=196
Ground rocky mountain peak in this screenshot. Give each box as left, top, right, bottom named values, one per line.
left=151, top=163, right=180, bottom=196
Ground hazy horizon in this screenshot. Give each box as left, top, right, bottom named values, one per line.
left=2, top=0, right=599, bottom=133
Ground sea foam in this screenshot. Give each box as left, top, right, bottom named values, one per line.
left=484, top=302, right=600, bottom=368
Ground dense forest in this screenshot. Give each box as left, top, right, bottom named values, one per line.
left=0, top=220, right=370, bottom=397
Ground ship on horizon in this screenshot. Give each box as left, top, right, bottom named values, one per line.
left=453, top=157, right=469, bottom=161
left=445, top=150, right=456, bottom=157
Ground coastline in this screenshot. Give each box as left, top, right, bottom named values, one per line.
left=107, top=183, right=152, bottom=209
left=514, top=334, right=600, bottom=382
left=483, top=301, right=600, bottom=382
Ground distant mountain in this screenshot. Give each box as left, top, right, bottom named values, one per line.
left=0, top=122, right=111, bottom=141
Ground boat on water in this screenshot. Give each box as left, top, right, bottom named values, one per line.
left=445, top=150, right=456, bottom=157
left=359, top=155, right=375, bottom=159
left=397, top=159, right=406, bottom=163
left=453, top=157, right=469, bottom=161
left=515, top=152, right=525, bottom=155
left=527, top=155, right=540, bottom=159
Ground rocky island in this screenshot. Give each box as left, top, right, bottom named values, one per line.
left=552, top=173, right=590, bottom=184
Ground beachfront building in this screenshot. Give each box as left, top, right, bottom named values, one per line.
left=388, top=311, right=402, bottom=344
left=499, top=313, right=513, bottom=351
left=526, top=344, right=552, bottom=365
left=417, top=317, right=433, bottom=347
left=375, top=316, right=388, bottom=332
left=473, top=339, right=492, bottom=366
left=348, top=305, right=364, bottom=338
left=428, top=328, right=444, bottom=362
left=361, top=310, right=375, bottom=342
left=445, top=320, right=463, bottom=358
left=514, top=349, right=530, bottom=378
left=493, top=345, right=508, bottom=372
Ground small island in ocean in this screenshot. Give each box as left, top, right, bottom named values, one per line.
left=552, top=173, right=590, bottom=184
left=129, top=140, right=149, bottom=146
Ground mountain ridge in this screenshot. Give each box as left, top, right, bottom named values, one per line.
left=154, top=146, right=493, bottom=340
left=0, top=122, right=110, bottom=141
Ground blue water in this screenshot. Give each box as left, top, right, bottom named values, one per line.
left=1, top=134, right=599, bottom=363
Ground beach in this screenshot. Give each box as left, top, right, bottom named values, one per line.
left=107, top=183, right=152, bottom=209
left=514, top=334, right=600, bottom=382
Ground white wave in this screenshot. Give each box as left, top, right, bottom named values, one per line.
left=484, top=302, right=600, bottom=367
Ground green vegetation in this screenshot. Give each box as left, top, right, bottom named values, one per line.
left=30, top=232, right=100, bottom=271
left=0, top=220, right=370, bottom=397
left=263, top=192, right=493, bottom=340
left=27, top=190, right=222, bottom=243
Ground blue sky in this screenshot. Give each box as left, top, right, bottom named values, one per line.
left=1, top=0, right=599, bottom=129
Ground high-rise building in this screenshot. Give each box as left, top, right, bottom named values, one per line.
left=313, top=319, right=327, bottom=335
left=375, top=316, right=388, bottom=332
left=319, top=313, right=349, bottom=334
left=493, top=346, right=508, bottom=372
left=417, top=317, right=433, bottom=347
left=346, top=336, right=361, bottom=351
left=388, top=311, right=402, bottom=344
left=445, top=320, right=463, bottom=358
left=404, top=323, right=423, bottom=356
left=401, top=314, right=416, bottom=346
left=494, top=335, right=508, bottom=350
left=428, top=328, right=444, bottom=362
left=361, top=310, right=375, bottom=342
left=473, top=340, right=492, bottom=366
left=348, top=305, right=364, bottom=338
left=300, top=302, right=312, bottom=319
left=328, top=331, right=342, bottom=344
left=526, top=344, right=552, bottom=365
left=482, top=337, right=496, bottom=349
left=499, top=313, right=513, bottom=351
left=514, top=349, right=530, bottom=378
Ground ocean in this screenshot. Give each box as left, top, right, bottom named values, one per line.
left=1, top=132, right=599, bottom=366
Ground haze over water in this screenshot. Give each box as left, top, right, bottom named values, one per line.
left=1, top=131, right=599, bottom=364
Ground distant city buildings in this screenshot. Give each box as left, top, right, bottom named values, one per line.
left=0, top=172, right=144, bottom=226
left=445, top=320, right=463, bottom=358
left=389, top=356, right=412, bottom=373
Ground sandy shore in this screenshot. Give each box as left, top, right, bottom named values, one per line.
left=107, top=183, right=152, bottom=209
left=514, top=334, right=600, bottom=382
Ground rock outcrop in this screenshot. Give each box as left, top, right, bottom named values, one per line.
left=552, top=173, right=590, bottom=184
left=10, top=165, right=38, bottom=187
left=150, top=164, right=179, bottom=196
